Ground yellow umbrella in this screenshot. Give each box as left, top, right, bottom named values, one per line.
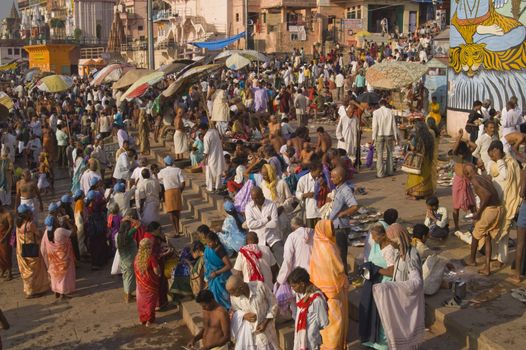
left=0, top=92, right=14, bottom=110
left=36, top=75, right=74, bottom=93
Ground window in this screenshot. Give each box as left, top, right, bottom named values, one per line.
left=138, top=25, right=144, bottom=31
left=346, top=6, right=362, bottom=19
left=262, top=13, right=266, bottom=24
left=236, top=13, right=239, bottom=22
left=291, top=33, right=299, bottom=41
left=14, top=48, right=20, bottom=55
left=7, top=49, right=12, bottom=55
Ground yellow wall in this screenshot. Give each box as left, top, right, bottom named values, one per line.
left=24, top=44, right=77, bottom=74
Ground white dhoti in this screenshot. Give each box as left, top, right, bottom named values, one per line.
left=137, top=198, right=160, bottom=226
left=20, top=197, right=39, bottom=225
left=173, top=130, right=188, bottom=155
left=205, top=165, right=223, bottom=192
left=231, top=311, right=278, bottom=350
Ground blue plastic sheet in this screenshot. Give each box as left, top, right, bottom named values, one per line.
left=190, top=32, right=245, bottom=51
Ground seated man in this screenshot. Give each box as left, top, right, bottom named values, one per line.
left=424, top=196, right=449, bottom=239
left=226, top=275, right=279, bottom=350
left=188, top=290, right=230, bottom=350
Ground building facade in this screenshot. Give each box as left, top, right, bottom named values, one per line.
left=74, top=0, right=116, bottom=44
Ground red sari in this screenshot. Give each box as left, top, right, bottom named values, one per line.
left=134, top=256, right=160, bottom=323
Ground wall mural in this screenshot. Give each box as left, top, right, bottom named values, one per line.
left=449, top=0, right=526, bottom=111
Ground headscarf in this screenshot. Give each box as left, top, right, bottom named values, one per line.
left=262, top=163, right=278, bottom=201
left=136, top=238, right=153, bottom=274
left=386, top=223, right=411, bottom=260
left=309, top=220, right=347, bottom=298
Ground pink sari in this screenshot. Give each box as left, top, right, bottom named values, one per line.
left=134, top=256, right=160, bottom=323
left=40, top=228, right=76, bottom=295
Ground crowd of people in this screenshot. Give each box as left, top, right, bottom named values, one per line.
left=0, top=21, right=524, bottom=350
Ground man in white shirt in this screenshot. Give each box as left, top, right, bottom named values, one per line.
left=335, top=72, right=345, bottom=101
left=202, top=123, right=226, bottom=193
left=135, top=168, right=160, bottom=226
left=336, top=98, right=359, bottom=162
left=294, top=89, right=308, bottom=127
left=117, top=126, right=130, bottom=148
left=157, top=156, right=186, bottom=236
left=113, top=148, right=135, bottom=183
left=372, top=100, right=398, bottom=178
left=80, top=159, right=102, bottom=195
left=246, top=187, right=284, bottom=266
left=472, top=120, right=498, bottom=172
left=130, top=157, right=149, bottom=187
left=276, top=217, right=314, bottom=286
left=234, top=232, right=278, bottom=291
left=501, top=100, right=525, bottom=153
left=295, top=163, right=323, bottom=228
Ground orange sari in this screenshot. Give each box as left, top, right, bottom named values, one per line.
left=310, top=220, right=349, bottom=350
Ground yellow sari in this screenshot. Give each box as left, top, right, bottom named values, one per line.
left=310, top=220, right=349, bottom=350
left=406, top=140, right=434, bottom=198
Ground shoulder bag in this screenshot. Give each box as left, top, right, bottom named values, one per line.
left=401, top=150, right=424, bottom=175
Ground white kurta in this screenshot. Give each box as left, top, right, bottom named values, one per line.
left=211, top=89, right=230, bottom=122
left=336, top=106, right=359, bottom=158
left=204, top=128, right=226, bottom=191
left=230, top=282, right=279, bottom=350
left=135, top=178, right=160, bottom=225
left=173, top=130, right=188, bottom=154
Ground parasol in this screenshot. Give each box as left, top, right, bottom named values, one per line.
left=91, top=64, right=133, bottom=86
left=215, top=49, right=268, bottom=62
left=0, top=105, right=9, bottom=120
left=162, top=63, right=222, bottom=97
left=24, top=68, right=41, bottom=82
left=119, top=71, right=165, bottom=102
left=355, top=30, right=372, bottom=37
left=365, top=62, right=428, bottom=90
left=226, top=53, right=251, bottom=70
left=158, top=59, right=195, bottom=75
left=112, top=69, right=155, bottom=90
left=35, top=75, right=74, bottom=93
left=357, top=92, right=380, bottom=105
left=0, top=92, right=14, bottom=110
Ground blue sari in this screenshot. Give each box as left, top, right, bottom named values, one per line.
left=219, top=215, right=246, bottom=256
left=71, top=158, right=87, bottom=194
left=204, top=246, right=231, bottom=309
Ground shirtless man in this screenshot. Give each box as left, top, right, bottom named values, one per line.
left=16, top=169, right=43, bottom=222
left=463, top=164, right=502, bottom=276
left=300, top=142, right=315, bottom=165
left=189, top=289, right=230, bottom=350
left=316, top=126, right=332, bottom=155
left=0, top=203, right=14, bottom=280
left=268, top=115, right=284, bottom=154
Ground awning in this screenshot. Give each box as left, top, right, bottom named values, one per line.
left=190, top=32, right=245, bottom=51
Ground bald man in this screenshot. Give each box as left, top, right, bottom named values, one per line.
left=226, top=275, right=279, bottom=350
left=463, top=164, right=502, bottom=276
left=328, top=166, right=359, bottom=274
left=245, top=187, right=284, bottom=266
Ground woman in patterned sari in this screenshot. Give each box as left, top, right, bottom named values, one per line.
left=310, top=219, right=349, bottom=350
left=406, top=121, right=435, bottom=200
left=134, top=238, right=160, bottom=326
left=203, top=231, right=232, bottom=309
left=15, top=204, right=49, bottom=298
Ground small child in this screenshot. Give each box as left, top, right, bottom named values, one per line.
left=424, top=196, right=449, bottom=239
left=288, top=267, right=329, bottom=350
left=37, top=163, right=51, bottom=195
left=189, top=241, right=205, bottom=297
left=370, top=223, right=395, bottom=279
left=411, top=224, right=433, bottom=261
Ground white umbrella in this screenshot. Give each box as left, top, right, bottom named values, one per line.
left=226, top=53, right=251, bottom=70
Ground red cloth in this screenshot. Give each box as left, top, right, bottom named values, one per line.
left=239, top=245, right=264, bottom=282
left=134, top=256, right=160, bottom=323
left=296, top=292, right=323, bottom=331
left=452, top=175, right=476, bottom=211
left=227, top=180, right=243, bottom=194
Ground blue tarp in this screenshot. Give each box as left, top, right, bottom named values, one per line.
left=190, top=32, right=245, bottom=51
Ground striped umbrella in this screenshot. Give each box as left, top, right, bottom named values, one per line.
left=91, top=64, right=133, bottom=86
left=36, top=75, right=74, bottom=93
left=226, top=53, right=251, bottom=70
left=120, top=71, right=165, bottom=102
left=0, top=92, right=14, bottom=110
left=162, top=64, right=222, bottom=97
